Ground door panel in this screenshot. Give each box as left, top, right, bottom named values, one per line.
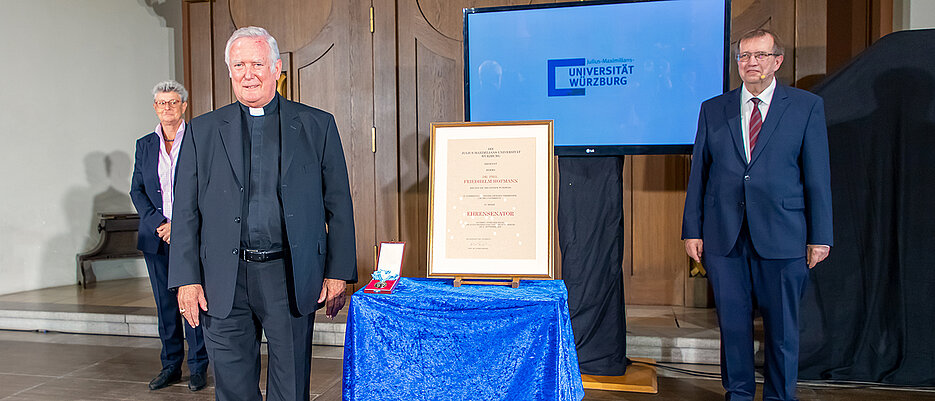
left=624, top=155, right=690, bottom=305
left=186, top=0, right=377, bottom=291
left=185, top=1, right=213, bottom=118
left=292, top=1, right=375, bottom=291
left=183, top=0, right=817, bottom=306
left=397, top=0, right=553, bottom=278
left=229, top=0, right=331, bottom=53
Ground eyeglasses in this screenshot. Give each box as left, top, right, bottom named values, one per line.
left=736, top=52, right=780, bottom=62
left=155, top=99, right=181, bottom=107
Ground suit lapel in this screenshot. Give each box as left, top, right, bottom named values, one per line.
left=147, top=134, right=163, bottom=205
left=217, top=105, right=245, bottom=186
left=749, top=84, right=790, bottom=166
left=723, top=89, right=746, bottom=164
left=280, top=95, right=302, bottom=177
left=172, top=124, right=188, bottom=178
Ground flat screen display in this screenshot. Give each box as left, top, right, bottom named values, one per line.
left=465, top=0, right=730, bottom=155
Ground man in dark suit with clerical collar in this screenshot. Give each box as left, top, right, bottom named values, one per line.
left=169, top=26, right=357, bottom=401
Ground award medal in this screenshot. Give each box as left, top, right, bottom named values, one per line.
left=371, top=269, right=399, bottom=289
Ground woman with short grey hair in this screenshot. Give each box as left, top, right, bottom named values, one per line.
left=130, top=79, right=208, bottom=392
left=152, top=80, right=189, bottom=103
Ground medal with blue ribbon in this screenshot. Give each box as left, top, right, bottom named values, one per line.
left=371, top=269, right=399, bottom=289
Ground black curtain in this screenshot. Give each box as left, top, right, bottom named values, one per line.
left=799, top=29, right=935, bottom=385
left=558, top=157, right=628, bottom=376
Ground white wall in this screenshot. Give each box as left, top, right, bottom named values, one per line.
left=0, top=0, right=180, bottom=295
left=894, top=0, right=935, bottom=31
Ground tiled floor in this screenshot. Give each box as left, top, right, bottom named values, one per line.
left=0, top=329, right=342, bottom=400
left=1, top=279, right=933, bottom=400
left=2, top=330, right=933, bottom=400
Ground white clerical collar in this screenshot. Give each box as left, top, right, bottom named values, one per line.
left=249, top=107, right=264, bottom=116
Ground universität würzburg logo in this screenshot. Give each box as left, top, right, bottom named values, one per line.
left=548, top=57, right=635, bottom=97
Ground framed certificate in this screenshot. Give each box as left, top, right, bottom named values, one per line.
left=427, top=120, right=554, bottom=279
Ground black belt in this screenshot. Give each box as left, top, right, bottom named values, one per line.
left=240, top=248, right=285, bottom=263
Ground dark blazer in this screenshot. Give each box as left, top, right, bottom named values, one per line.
left=168, top=95, right=357, bottom=318
left=682, top=84, right=833, bottom=259
left=130, top=132, right=170, bottom=254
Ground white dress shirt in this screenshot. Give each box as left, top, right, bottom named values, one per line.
left=740, top=78, right=777, bottom=163
left=154, top=121, right=185, bottom=221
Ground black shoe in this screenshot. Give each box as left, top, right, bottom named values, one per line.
left=188, top=369, right=207, bottom=391
left=148, top=367, right=181, bottom=390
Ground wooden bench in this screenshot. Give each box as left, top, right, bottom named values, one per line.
left=76, top=213, right=143, bottom=288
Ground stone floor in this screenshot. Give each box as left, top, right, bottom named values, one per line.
left=1, top=279, right=933, bottom=400
left=2, top=330, right=933, bottom=400
left=0, top=278, right=724, bottom=364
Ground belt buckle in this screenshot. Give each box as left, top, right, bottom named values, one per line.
left=241, top=249, right=259, bottom=262
left=241, top=249, right=282, bottom=263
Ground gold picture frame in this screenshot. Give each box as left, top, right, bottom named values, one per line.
left=427, top=120, right=554, bottom=281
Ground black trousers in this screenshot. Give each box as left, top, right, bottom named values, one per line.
left=202, top=259, right=315, bottom=401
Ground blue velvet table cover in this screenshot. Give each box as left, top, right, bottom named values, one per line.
left=343, top=278, right=584, bottom=401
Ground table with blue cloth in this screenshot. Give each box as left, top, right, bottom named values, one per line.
left=343, top=277, right=584, bottom=401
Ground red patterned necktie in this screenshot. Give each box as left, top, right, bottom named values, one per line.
left=749, top=97, right=762, bottom=155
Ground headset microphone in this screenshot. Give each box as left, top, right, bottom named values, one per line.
left=760, top=74, right=766, bottom=79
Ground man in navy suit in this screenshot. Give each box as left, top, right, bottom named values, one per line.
left=169, top=26, right=357, bottom=401
left=682, top=29, right=832, bottom=401
left=130, top=80, right=208, bottom=391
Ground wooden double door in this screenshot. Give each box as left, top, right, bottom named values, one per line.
left=184, top=0, right=821, bottom=304
left=186, top=0, right=388, bottom=292
left=184, top=0, right=555, bottom=293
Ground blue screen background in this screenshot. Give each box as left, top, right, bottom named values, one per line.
left=467, top=0, right=726, bottom=148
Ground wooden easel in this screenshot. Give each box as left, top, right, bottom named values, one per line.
left=453, top=276, right=521, bottom=288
